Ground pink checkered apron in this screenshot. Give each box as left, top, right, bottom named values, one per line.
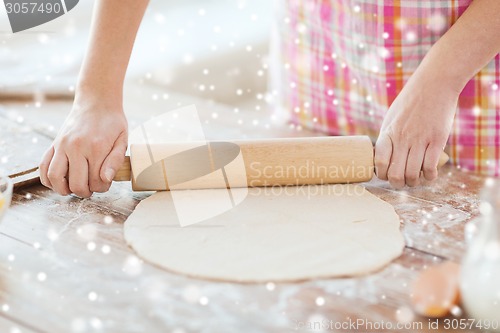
left=271, top=0, right=500, bottom=175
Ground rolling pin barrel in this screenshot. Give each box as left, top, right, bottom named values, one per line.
left=115, top=136, right=374, bottom=191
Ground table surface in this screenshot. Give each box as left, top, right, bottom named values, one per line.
left=0, top=82, right=487, bottom=333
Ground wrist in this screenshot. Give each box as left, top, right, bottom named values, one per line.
left=75, top=80, right=124, bottom=111
left=415, top=40, right=474, bottom=95
left=412, top=57, right=466, bottom=97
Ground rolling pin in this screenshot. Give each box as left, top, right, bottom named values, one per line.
left=113, top=136, right=449, bottom=191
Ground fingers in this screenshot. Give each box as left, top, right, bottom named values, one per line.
left=422, top=143, right=443, bottom=181
left=376, top=141, right=442, bottom=188
left=375, top=131, right=408, bottom=189
left=47, top=150, right=71, bottom=196
left=387, top=143, right=409, bottom=190
left=374, top=134, right=393, bottom=181
left=67, top=154, right=92, bottom=198
left=405, top=146, right=426, bottom=187
left=39, top=146, right=55, bottom=189
left=100, top=131, right=128, bottom=184
left=42, top=130, right=127, bottom=197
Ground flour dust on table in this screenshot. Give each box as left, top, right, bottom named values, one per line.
left=124, top=184, right=405, bottom=282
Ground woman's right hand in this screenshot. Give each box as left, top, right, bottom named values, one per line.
left=39, top=95, right=128, bottom=198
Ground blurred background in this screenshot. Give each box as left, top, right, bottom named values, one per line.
left=0, top=0, right=274, bottom=113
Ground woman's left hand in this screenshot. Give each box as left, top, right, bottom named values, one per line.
left=374, top=71, right=460, bottom=189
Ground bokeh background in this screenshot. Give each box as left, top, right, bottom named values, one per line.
left=0, top=0, right=273, bottom=112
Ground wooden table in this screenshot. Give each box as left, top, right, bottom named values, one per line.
left=0, top=83, right=487, bottom=333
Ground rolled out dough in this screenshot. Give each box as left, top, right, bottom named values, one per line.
left=124, top=184, right=404, bottom=282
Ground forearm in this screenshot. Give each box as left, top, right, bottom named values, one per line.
left=76, top=0, right=149, bottom=103
left=415, top=0, right=500, bottom=92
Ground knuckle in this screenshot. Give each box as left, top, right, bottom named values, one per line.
left=388, top=174, right=405, bottom=189
left=374, top=155, right=389, bottom=168
left=430, top=131, right=447, bottom=143
left=405, top=171, right=419, bottom=182
left=375, top=137, right=388, bottom=149
left=406, top=175, right=420, bottom=187
left=39, top=165, right=48, bottom=177
left=47, top=170, right=58, bottom=182
left=66, top=136, right=85, bottom=149
left=73, top=137, right=85, bottom=148
left=423, top=165, right=437, bottom=175
left=374, top=155, right=390, bottom=174
left=58, top=135, right=69, bottom=146
left=387, top=171, right=404, bottom=183
left=387, top=127, right=405, bottom=141
left=39, top=160, right=49, bottom=171
left=393, top=128, right=405, bottom=140
left=90, top=139, right=105, bottom=154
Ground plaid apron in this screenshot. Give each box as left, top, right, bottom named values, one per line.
left=271, top=0, right=500, bottom=175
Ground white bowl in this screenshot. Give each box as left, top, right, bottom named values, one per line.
left=0, top=176, right=13, bottom=222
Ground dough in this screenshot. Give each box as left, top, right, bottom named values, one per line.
left=124, top=184, right=404, bottom=282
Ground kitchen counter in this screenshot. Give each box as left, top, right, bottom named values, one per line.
left=0, top=82, right=485, bottom=333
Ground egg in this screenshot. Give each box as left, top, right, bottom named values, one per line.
left=0, top=192, right=5, bottom=213
left=411, top=261, right=461, bottom=318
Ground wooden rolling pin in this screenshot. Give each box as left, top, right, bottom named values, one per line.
left=113, top=136, right=449, bottom=191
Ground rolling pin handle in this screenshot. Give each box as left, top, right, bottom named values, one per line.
left=438, top=151, right=449, bottom=168
left=114, top=156, right=132, bottom=181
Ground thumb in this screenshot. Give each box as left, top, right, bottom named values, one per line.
left=100, top=131, right=128, bottom=183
